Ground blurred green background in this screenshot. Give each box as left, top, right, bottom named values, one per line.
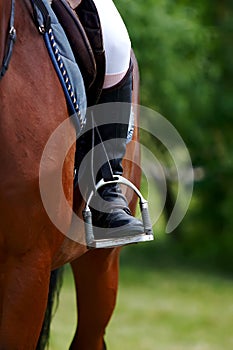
left=50, top=0, right=233, bottom=348
left=120, top=0, right=233, bottom=273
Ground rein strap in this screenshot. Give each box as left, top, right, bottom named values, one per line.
left=0, top=0, right=16, bottom=81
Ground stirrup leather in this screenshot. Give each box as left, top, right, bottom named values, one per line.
left=82, top=175, right=154, bottom=248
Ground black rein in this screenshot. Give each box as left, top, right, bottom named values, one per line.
left=0, top=0, right=16, bottom=81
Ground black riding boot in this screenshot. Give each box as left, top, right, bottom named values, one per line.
left=88, top=64, right=144, bottom=238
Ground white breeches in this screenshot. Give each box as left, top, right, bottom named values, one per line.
left=92, top=0, right=131, bottom=88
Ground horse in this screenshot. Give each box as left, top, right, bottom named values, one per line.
left=0, top=1, right=141, bottom=349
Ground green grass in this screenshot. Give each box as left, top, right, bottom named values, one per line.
left=50, top=261, right=233, bottom=350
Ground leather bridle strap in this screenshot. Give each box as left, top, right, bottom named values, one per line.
left=0, top=0, right=16, bottom=81
left=31, top=0, right=51, bottom=34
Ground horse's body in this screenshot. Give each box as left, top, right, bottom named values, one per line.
left=0, top=1, right=140, bottom=349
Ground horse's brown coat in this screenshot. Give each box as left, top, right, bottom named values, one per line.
left=0, top=1, right=141, bottom=349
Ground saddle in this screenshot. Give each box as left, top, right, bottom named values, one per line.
left=51, top=0, right=105, bottom=106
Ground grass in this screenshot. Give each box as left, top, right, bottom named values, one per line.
left=49, top=248, right=233, bottom=350
left=106, top=267, right=233, bottom=350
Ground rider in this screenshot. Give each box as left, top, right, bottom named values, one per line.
left=76, top=0, right=145, bottom=238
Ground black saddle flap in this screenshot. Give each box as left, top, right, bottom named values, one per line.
left=52, top=0, right=96, bottom=90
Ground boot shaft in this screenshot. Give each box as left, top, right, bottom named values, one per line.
left=75, top=62, right=133, bottom=182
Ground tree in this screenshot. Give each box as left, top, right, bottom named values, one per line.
left=117, top=0, right=233, bottom=270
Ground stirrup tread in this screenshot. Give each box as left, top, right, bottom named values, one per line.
left=87, top=232, right=154, bottom=249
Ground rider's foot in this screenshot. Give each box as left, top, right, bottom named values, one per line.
left=91, top=183, right=144, bottom=239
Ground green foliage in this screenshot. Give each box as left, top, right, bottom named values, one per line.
left=116, top=0, right=233, bottom=270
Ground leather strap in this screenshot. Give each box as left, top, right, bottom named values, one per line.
left=74, top=0, right=106, bottom=106
left=0, top=0, right=16, bottom=80
left=52, top=0, right=96, bottom=90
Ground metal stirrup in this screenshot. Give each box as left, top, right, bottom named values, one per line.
left=82, top=175, right=154, bottom=248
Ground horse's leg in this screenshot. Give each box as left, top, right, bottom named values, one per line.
left=69, top=248, right=120, bottom=350
left=0, top=250, right=51, bottom=349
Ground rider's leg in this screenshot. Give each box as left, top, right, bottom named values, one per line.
left=92, top=0, right=131, bottom=89
left=75, top=0, right=144, bottom=237
left=90, top=63, right=144, bottom=238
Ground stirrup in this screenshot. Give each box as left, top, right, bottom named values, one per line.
left=82, top=175, right=154, bottom=249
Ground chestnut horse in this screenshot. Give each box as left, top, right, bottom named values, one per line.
left=0, top=1, right=141, bottom=349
